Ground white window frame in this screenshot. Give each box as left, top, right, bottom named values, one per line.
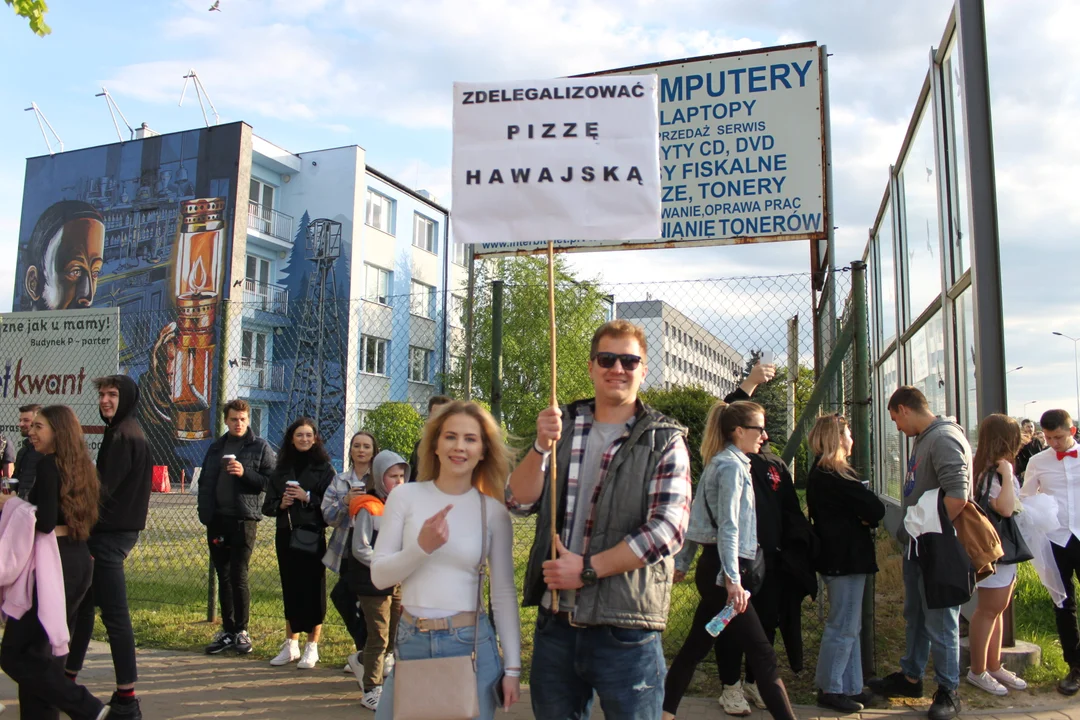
left=449, top=293, right=465, bottom=327
left=409, top=346, right=432, bottom=383
left=364, top=264, right=391, bottom=305
left=361, top=335, right=388, bottom=376
left=248, top=405, right=267, bottom=437
left=411, top=280, right=434, bottom=319
left=413, top=213, right=437, bottom=254
left=241, top=329, right=268, bottom=365
left=250, top=178, right=275, bottom=210
left=365, top=189, right=395, bottom=234
left=451, top=240, right=467, bottom=266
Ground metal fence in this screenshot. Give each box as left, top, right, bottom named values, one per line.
left=31, top=260, right=865, bottom=687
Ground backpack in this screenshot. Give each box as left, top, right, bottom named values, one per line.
left=953, top=498, right=1004, bottom=581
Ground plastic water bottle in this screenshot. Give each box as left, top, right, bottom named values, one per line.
left=705, top=602, right=738, bottom=636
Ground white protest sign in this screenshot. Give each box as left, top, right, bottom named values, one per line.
left=452, top=75, right=661, bottom=247
left=474, top=43, right=827, bottom=257
left=0, top=308, right=120, bottom=456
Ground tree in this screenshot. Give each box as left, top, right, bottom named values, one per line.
left=6, top=0, right=50, bottom=36
left=749, top=364, right=816, bottom=483
left=363, top=402, right=423, bottom=459
left=446, top=256, right=611, bottom=442
left=639, top=384, right=718, bottom=481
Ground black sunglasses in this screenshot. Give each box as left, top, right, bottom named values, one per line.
left=741, top=425, right=767, bottom=435
left=594, top=352, right=642, bottom=370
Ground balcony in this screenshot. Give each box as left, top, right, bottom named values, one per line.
left=242, top=279, right=289, bottom=315
left=238, top=359, right=286, bottom=391
left=247, top=202, right=294, bottom=243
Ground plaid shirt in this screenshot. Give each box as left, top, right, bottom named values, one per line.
left=320, top=470, right=368, bottom=572
left=510, top=401, right=692, bottom=565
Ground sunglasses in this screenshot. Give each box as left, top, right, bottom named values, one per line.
left=741, top=425, right=767, bottom=435
left=594, top=352, right=642, bottom=370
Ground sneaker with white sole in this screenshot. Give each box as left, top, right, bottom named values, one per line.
left=297, top=642, right=319, bottom=669
left=988, top=666, right=1027, bottom=690
left=719, top=682, right=752, bottom=717
left=234, top=630, right=253, bottom=654
left=360, top=686, right=383, bottom=711
left=743, top=681, right=766, bottom=709
left=966, top=669, right=1008, bottom=696
left=382, top=653, right=395, bottom=678
left=269, top=640, right=300, bottom=666
left=347, top=651, right=365, bottom=690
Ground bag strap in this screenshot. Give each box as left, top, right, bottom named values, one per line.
left=471, top=492, right=488, bottom=671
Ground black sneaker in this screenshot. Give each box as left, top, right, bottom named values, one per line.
left=848, top=691, right=873, bottom=705
left=868, top=671, right=924, bottom=698
left=817, top=691, right=863, bottom=713
left=927, top=686, right=960, bottom=720
left=205, top=631, right=235, bottom=654
left=107, top=693, right=142, bottom=720
left=234, top=630, right=253, bottom=654
left=1059, top=666, right=1080, bottom=696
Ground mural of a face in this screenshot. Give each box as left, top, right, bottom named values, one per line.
left=24, top=201, right=106, bottom=310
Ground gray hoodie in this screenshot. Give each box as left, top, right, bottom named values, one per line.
left=896, top=416, right=972, bottom=543
left=350, top=450, right=410, bottom=567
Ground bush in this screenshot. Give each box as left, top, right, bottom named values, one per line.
left=639, top=384, right=719, bottom=482
left=363, top=402, right=424, bottom=459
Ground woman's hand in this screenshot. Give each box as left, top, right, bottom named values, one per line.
left=673, top=569, right=687, bottom=583
left=417, top=504, right=454, bottom=554
left=724, top=577, right=749, bottom=614
left=279, top=492, right=295, bottom=510
left=501, top=674, right=521, bottom=711
left=345, top=487, right=365, bottom=505
left=996, top=458, right=1014, bottom=478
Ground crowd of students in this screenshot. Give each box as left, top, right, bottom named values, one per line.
left=2, top=319, right=1078, bottom=720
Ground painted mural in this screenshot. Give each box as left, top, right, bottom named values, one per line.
left=13, top=124, right=245, bottom=479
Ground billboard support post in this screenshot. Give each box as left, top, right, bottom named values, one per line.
left=545, top=241, right=560, bottom=613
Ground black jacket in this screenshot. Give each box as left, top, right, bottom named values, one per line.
left=96, top=375, right=152, bottom=533
left=197, top=429, right=277, bottom=524
left=13, top=437, right=42, bottom=500
left=262, top=460, right=336, bottom=531
left=806, top=463, right=886, bottom=576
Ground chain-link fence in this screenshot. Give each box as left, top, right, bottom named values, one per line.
left=23, top=260, right=864, bottom=693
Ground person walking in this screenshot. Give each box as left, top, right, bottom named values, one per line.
left=12, top=403, right=43, bottom=499
left=65, top=376, right=152, bottom=719
left=806, top=414, right=886, bottom=712
left=0, top=405, right=110, bottom=720
left=263, top=417, right=336, bottom=669
left=664, top=400, right=796, bottom=720
left=197, top=399, right=277, bottom=655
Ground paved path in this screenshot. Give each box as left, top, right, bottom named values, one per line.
left=3, top=642, right=1080, bottom=719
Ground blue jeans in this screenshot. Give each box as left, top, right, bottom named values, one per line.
left=376, top=613, right=503, bottom=720
left=815, top=574, right=867, bottom=695
left=900, top=557, right=961, bottom=690
left=530, top=609, right=666, bottom=720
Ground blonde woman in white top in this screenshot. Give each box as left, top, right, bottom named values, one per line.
left=371, top=401, right=521, bottom=717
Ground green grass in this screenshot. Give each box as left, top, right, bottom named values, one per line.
left=115, top=495, right=1071, bottom=705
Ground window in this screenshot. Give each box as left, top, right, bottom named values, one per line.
left=249, top=406, right=265, bottom=436
left=450, top=294, right=465, bottom=327
left=241, top=330, right=267, bottom=365
left=411, top=280, right=434, bottom=319
left=409, top=346, right=432, bottom=383
left=413, top=214, right=437, bottom=254
left=365, top=189, right=395, bottom=234
left=362, top=336, right=388, bottom=375
left=451, top=241, right=467, bottom=266
left=246, top=255, right=270, bottom=284
left=364, top=264, right=391, bottom=305
left=250, top=178, right=274, bottom=210
left=900, top=105, right=943, bottom=323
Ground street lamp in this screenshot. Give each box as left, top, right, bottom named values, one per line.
left=1023, top=400, right=1038, bottom=418
left=1006, top=366, right=1023, bottom=374
left=1052, top=331, right=1080, bottom=420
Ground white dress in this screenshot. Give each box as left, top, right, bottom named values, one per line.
left=978, top=473, right=1021, bottom=589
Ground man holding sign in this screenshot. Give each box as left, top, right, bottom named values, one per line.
left=508, top=320, right=692, bottom=719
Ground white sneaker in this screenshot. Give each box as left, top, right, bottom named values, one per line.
left=743, top=681, right=766, bottom=709
left=966, top=669, right=1008, bottom=696
left=989, top=666, right=1028, bottom=690
left=269, top=640, right=300, bottom=666
left=347, top=651, right=365, bottom=690
left=360, top=686, right=383, bottom=711
left=297, top=642, right=319, bottom=669
left=719, top=682, right=752, bottom=716
left=382, top=653, right=395, bottom=678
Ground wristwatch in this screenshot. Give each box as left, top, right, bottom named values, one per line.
left=580, top=555, right=598, bottom=587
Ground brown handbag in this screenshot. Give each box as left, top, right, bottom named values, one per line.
left=393, top=493, right=488, bottom=720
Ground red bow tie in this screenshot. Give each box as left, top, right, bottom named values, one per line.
left=1058, top=449, right=1078, bottom=461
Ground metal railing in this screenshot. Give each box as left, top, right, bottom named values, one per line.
left=242, top=279, right=289, bottom=314
left=247, top=202, right=294, bottom=242
left=237, top=359, right=286, bottom=391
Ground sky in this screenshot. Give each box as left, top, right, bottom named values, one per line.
left=1, top=0, right=1078, bottom=421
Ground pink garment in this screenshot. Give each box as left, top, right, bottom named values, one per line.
left=0, top=497, right=70, bottom=655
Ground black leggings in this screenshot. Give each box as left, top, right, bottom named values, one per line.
left=662, top=544, right=795, bottom=719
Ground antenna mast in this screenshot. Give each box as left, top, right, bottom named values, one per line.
left=24, top=102, right=64, bottom=155
left=179, top=69, right=220, bottom=127
left=96, top=87, right=136, bottom=142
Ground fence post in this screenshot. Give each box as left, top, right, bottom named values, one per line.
left=463, top=251, right=476, bottom=401
left=491, top=280, right=504, bottom=425
left=207, top=559, right=217, bottom=623
left=849, top=260, right=875, bottom=677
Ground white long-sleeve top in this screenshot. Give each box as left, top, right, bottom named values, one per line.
left=371, top=481, right=521, bottom=668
